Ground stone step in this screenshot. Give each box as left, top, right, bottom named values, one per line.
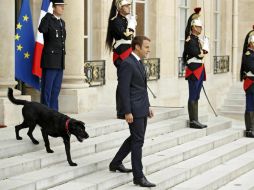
left=219, top=83, right=245, bottom=121
left=0, top=115, right=192, bottom=180
left=172, top=149, right=254, bottom=190
left=224, top=98, right=245, bottom=106
left=220, top=105, right=245, bottom=112
left=218, top=168, right=254, bottom=190
left=48, top=127, right=240, bottom=190
left=0, top=116, right=226, bottom=190
left=0, top=119, right=125, bottom=159
left=114, top=136, right=254, bottom=190
left=230, top=93, right=245, bottom=99
left=0, top=108, right=184, bottom=159
left=229, top=88, right=244, bottom=93
left=218, top=111, right=244, bottom=121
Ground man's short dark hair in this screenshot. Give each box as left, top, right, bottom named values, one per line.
left=132, top=36, right=151, bottom=50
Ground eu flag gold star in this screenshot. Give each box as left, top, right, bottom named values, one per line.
left=16, top=23, right=22, bottom=30
left=24, top=52, right=30, bottom=59
left=17, top=44, right=23, bottom=51
left=15, top=33, right=21, bottom=41
left=23, top=15, right=29, bottom=22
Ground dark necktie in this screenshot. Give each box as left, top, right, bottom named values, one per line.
left=139, top=60, right=147, bottom=78
left=58, top=19, right=62, bottom=28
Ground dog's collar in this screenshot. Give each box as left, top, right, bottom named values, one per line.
left=65, top=118, right=71, bottom=136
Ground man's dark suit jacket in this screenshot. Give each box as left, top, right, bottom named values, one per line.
left=117, top=54, right=150, bottom=119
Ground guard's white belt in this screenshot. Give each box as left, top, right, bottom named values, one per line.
left=114, top=39, right=131, bottom=49
left=187, top=57, right=203, bottom=64
left=246, top=71, right=254, bottom=77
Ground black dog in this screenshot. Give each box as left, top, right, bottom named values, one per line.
left=8, top=88, right=89, bottom=166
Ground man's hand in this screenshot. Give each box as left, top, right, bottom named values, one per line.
left=125, top=113, right=133, bottom=124
left=148, top=108, right=154, bottom=118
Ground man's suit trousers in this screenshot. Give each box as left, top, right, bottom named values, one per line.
left=111, top=117, right=147, bottom=179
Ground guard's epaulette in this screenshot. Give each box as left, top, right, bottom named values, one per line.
left=124, top=29, right=134, bottom=37
left=246, top=51, right=251, bottom=56
left=185, top=36, right=191, bottom=42
left=111, top=16, right=117, bottom=21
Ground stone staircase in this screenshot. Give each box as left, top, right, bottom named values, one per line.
left=0, top=106, right=253, bottom=190
left=219, top=82, right=245, bottom=120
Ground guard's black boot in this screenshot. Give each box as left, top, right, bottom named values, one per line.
left=188, top=101, right=206, bottom=129
left=194, top=101, right=207, bottom=128
left=245, top=112, right=254, bottom=138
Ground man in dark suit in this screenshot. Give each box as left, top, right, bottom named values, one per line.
left=39, top=0, right=66, bottom=111
left=109, top=36, right=156, bottom=187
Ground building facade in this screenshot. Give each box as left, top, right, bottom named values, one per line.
left=0, top=0, right=254, bottom=125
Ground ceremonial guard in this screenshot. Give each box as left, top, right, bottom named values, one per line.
left=39, top=0, right=66, bottom=111
left=106, top=0, right=137, bottom=118
left=183, top=8, right=208, bottom=129
left=240, top=26, right=254, bottom=138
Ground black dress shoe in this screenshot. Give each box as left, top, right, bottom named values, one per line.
left=109, top=164, right=132, bottom=173
left=245, top=130, right=254, bottom=138
left=190, top=120, right=207, bottom=129
left=133, top=176, right=156, bottom=187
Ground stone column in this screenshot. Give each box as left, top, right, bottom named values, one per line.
left=0, top=0, right=17, bottom=95
left=59, top=0, right=97, bottom=113
left=232, top=0, right=238, bottom=81
left=0, top=0, right=30, bottom=125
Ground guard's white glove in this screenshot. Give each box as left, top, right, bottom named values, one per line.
left=200, top=36, right=209, bottom=53
left=126, top=14, right=137, bottom=31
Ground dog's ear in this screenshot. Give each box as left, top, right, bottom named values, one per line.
left=78, top=121, right=85, bottom=126
left=72, top=120, right=85, bottom=126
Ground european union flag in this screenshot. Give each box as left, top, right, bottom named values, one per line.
left=15, top=0, right=40, bottom=90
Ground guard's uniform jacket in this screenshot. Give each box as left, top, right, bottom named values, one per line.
left=39, top=13, right=66, bottom=69
left=109, top=14, right=133, bottom=66
left=184, top=34, right=206, bottom=81
left=241, top=49, right=254, bottom=94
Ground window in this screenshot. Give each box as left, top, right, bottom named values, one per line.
left=179, top=0, right=189, bottom=56
left=15, top=0, right=22, bottom=23
left=132, top=0, right=147, bottom=35
left=84, top=0, right=92, bottom=60
left=214, top=0, right=220, bottom=55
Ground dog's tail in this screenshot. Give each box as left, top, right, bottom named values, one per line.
left=8, top=88, right=28, bottom=105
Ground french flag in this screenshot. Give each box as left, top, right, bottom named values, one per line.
left=32, top=0, right=53, bottom=78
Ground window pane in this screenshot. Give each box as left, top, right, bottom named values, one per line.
left=84, top=38, right=88, bottom=61
left=84, top=0, right=88, bottom=35
left=180, top=40, right=185, bottom=57
left=180, top=0, right=188, bottom=6
left=136, top=3, right=145, bottom=35
left=180, top=9, right=187, bottom=40
left=15, top=0, right=22, bottom=22
left=180, top=8, right=188, bottom=56
left=214, top=0, right=220, bottom=56
left=180, top=0, right=185, bottom=6
left=215, top=0, right=219, bottom=11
